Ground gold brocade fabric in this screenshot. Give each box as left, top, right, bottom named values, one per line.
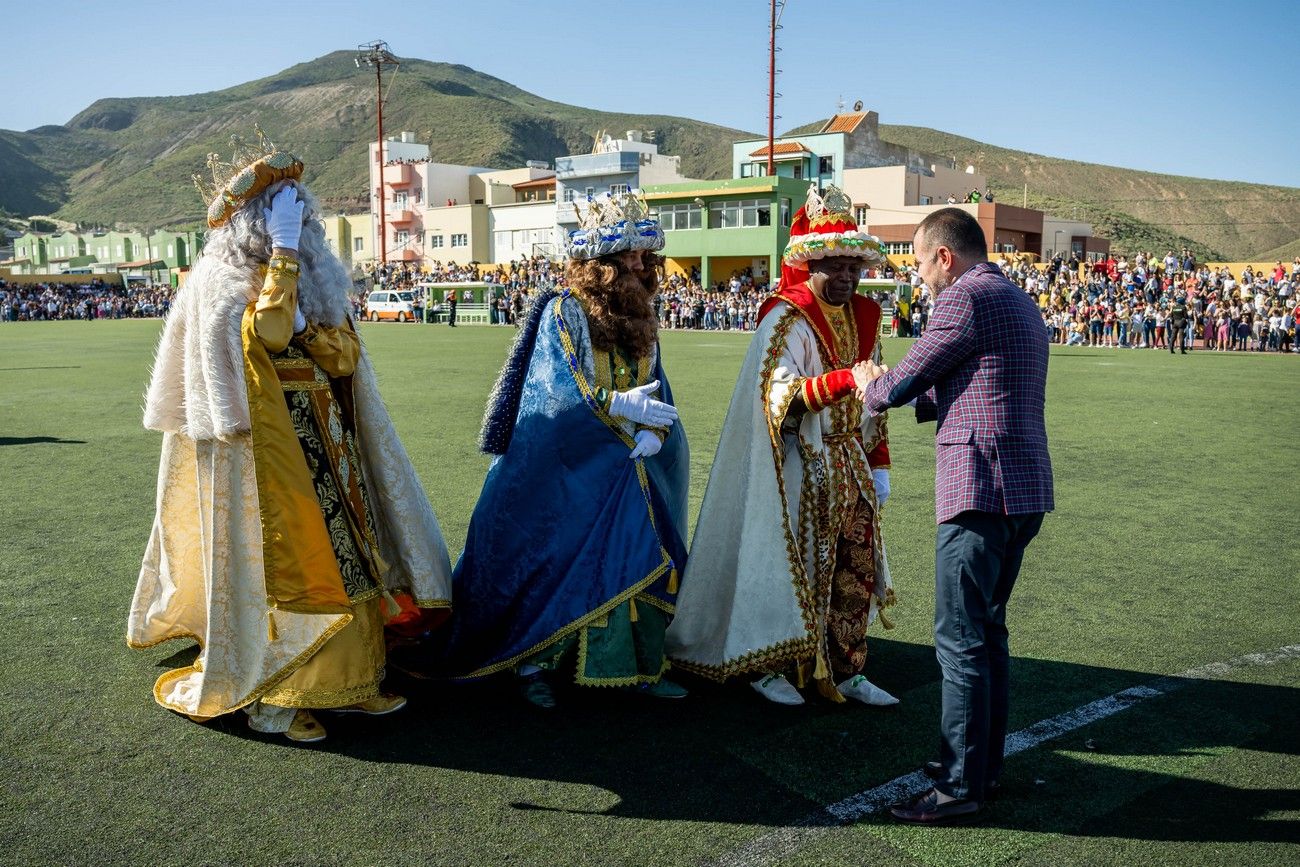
left=826, top=495, right=878, bottom=676
left=241, top=274, right=350, bottom=614
left=806, top=297, right=880, bottom=681
left=260, top=596, right=384, bottom=708
left=273, top=344, right=384, bottom=600
left=591, top=342, right=652, bottom=396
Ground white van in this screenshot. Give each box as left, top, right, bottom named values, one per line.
left=365, top=289, right=417, bottom=322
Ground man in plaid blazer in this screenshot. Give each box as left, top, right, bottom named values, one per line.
left=859, top=208, right=1054, bottom=825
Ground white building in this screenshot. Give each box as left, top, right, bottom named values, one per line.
left=554, top=131, right=694, bottom=229
left=367, top=134, right=558, bottom=266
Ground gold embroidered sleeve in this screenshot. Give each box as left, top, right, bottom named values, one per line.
left=636, top=423, right=670, bottom=443
left=251, top=266, right=298, bottom=353
left=300, top=318, right=361, bottom=377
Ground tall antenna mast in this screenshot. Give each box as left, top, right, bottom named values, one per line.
left=356, top=40, right=399, bottom=268
left=767, top=1, right=785, bottom=177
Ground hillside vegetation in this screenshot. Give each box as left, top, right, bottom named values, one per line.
left=876, top=125, right=1300, bottom=261
left=1, top=52, right=1296, bottom=260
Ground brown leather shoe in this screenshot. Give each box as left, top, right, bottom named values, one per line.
left=888, top=787, right=982, bottom=825
left=922, top=761, right=1000, bottom=801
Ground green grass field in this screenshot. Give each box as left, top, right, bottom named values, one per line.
left=1, top=321, right=1296, bottom=866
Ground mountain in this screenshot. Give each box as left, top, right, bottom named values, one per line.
left=1, top=52, right=1297, bottom=260
left=0, top=52, right=750, bottom=231
left=866, top=125, right=1300, bottom=262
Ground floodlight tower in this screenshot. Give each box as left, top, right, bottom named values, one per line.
left=356, top=40, right=400, bottom=267
left=767, top=0, right=785, bottom=177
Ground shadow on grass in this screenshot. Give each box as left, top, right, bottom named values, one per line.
left=0, top=436, right=88, bottom=446
left=174, top=636, right=1298, bottom=843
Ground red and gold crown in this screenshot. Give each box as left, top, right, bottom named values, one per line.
left=192, top=127, right=304, bottom=229
left=783, top=184, right=886, bottom=267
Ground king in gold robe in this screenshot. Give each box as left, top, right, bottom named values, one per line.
left=129, top=162, right=451, bottom=741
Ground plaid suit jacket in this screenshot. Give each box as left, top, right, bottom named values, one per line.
left=865, top=263, right=1054, bottom=524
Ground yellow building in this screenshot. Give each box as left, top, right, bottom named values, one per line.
left=321, top=213, right=374, bottom=272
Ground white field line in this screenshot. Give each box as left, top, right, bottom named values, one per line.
left=707, top=644, right=1300, bottom=867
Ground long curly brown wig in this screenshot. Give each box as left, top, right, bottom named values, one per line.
left=565, top=252, right=662, bottom=360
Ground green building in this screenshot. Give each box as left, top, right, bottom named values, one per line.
left=142, top=230, right=204, bottom=270
left=643, top=176, right=808, bottom=289
left=10, top=233, right=48, bottom=273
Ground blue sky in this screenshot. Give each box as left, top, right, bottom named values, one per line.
left=5, top=0, right=1298, bottom=187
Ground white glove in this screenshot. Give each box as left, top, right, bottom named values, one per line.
left=293, top=306, right=307, bottom=334
left=872, top=468, right=891, bottom=506
left=628, top=429, right=663, bottom=460
left=608, top=380, right=678, bottom=427
left=263, top=185, right=305, bottom=251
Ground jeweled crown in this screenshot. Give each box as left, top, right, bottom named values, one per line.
left=192, top=126, right=304, bottom=228
left=565, top=190, right=665, bottom=261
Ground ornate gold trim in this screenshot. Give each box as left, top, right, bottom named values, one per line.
left=671, top=635, right=817, bottom=683
left=574, top=622, right=671, bottom=688
left=460, top=559, right=672, bottom=679
left=150, top=612, right=355, bottom=718
left=260, top=677, right=381, bottom=709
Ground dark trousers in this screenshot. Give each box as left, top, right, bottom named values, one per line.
left=1170, top=321, right=1187, bottom=352
left=934, top=510, right=1044, bottom=801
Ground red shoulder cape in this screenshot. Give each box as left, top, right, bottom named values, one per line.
left=757, top=282, right=882, bottom=368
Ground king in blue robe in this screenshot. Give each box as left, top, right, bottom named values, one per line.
left=437, top=218, right=689, bottom=703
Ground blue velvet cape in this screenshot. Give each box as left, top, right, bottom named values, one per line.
left=440, top=293, right=689, bottom=679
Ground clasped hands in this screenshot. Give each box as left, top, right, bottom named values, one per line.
left=608, top=380, right=677, bottom=460
left=850, top=359, right=889, bottom=402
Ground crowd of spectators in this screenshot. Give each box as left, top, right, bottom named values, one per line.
left=654, top=268, right=769, bottom=332
left=0, top=279, right=173, bottom=322
left=892, top=252, right=1300, bottom=355
left=9, top=251, right=1299, bottom=357
left=1004, top=252, right=1300, bottom=353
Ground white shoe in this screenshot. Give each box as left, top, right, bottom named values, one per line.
left=751, top=673, right=805, bottom=706
left=837, top=674, right=899, bottom=706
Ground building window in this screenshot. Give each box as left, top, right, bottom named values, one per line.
left=780, top=197, right=792, bottom=227
left=396, top=230, right=409, bottom=246
left=167, top=245, right=174, bottom=257
left=451, top=234, right=468, bottom=247
left=354, top=237, right=365, bottom=252
left=584, top=187, right=595, bottom=199
left=116, top=245, right=123, bottom=257
left=885, top=242, right=913, bottom=255
left=610, top=183, right=630, bottom=196
left=563, top=188, right=575, bottom=202
left=819, top=155, right=834, bottom=175
left=792, top=164, right=802, bottom=180
left=740, top=163, right=753, bottom=178
left=655, top=203, right=702, bottom=231
left=429, top=235, right=444, bottom=248
left=395, top=191, right=408, bottom=207
left=708, top=199, right=769, bottom=230
left=919, top=195, right=932, bottom=206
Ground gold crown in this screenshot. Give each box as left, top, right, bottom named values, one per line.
left=574, top=189, right=651, bottom=230
left=193, top=126, right=304, bottom=228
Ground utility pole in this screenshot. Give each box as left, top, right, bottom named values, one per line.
left=767, top=0, right=783, bottom=178
left=356, top=40, right=399, bottom=268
